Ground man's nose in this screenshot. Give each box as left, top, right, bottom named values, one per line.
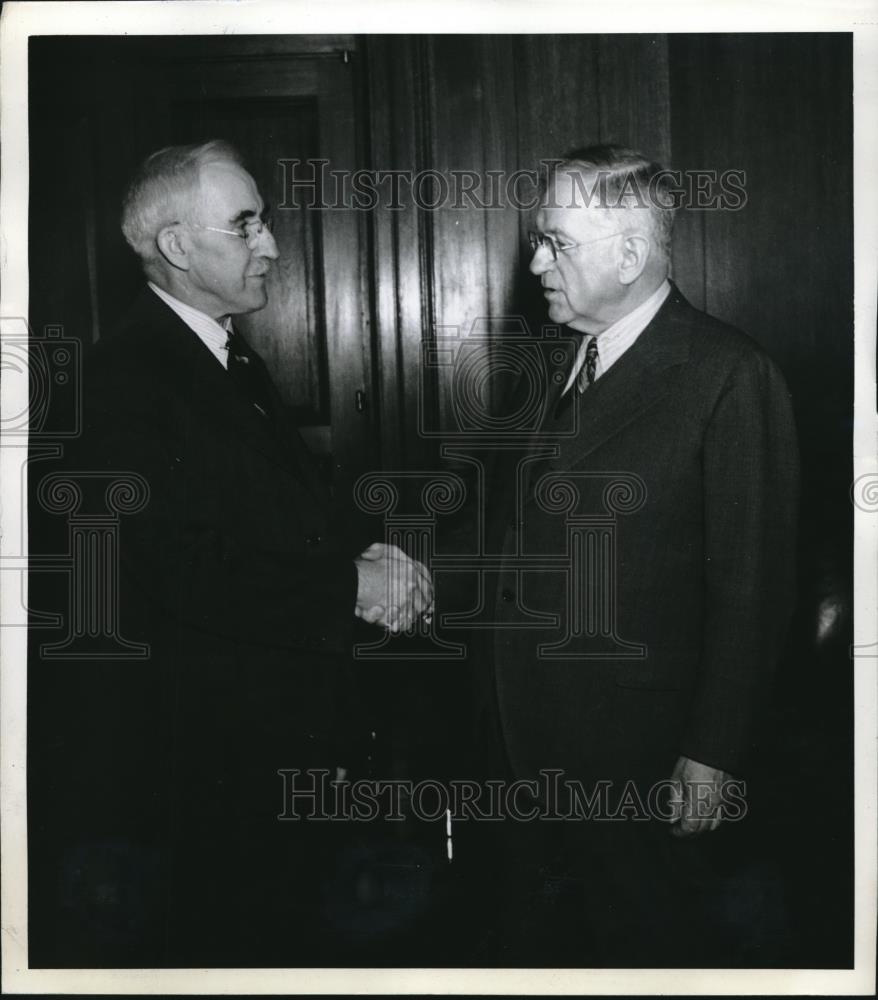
left=254, top=229, right=280, bottom=261
left=529, top=245, right=555, bottom=276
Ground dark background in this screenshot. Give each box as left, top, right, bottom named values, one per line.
left=27, top=33, right=853, bottom=966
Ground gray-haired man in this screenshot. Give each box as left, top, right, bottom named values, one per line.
left=29, top=140, right=430, bottom=966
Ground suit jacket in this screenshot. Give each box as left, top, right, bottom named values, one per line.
left=474, top=284, right=799, bottom=792
left=28, top=289, right=365, bottom=965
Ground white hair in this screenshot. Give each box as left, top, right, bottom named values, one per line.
left=546, top=145, right=677, bottom=263
left=120, top=139, right=244, bottom=271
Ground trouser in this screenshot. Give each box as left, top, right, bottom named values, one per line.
left=462, top=802, right=791, bottom=967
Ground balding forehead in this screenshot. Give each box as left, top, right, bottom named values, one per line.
left=196, top=160, right=263, bottom=216
left=199, top=160, right=258, bottom=194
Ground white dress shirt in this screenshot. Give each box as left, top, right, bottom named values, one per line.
left=562, top=279, right=671, bottom=395
left=148, top=282, right=233, bottom=369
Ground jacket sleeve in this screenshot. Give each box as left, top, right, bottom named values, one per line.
left=65, top=365, right=359, bottom=656
left=678, top=348, right=800, bottom=774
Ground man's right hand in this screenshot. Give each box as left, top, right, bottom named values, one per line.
left=354, top=542, right=433, bottom=633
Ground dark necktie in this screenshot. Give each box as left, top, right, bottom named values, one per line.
left=553, top=336, right=600, bottom=421
left=225, top=329, right=274, bottom=421
left=577, top=336, right=599, bottom=393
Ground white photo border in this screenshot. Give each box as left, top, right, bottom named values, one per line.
left=2, top=0, right=876, bottom=994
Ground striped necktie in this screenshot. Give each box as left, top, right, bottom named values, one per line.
left=225, top=330, right=274, bottom=421
left=577, top=336, right=599, bottom=393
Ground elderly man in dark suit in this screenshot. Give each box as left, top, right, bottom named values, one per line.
left=469, top=146, right=799, bottom=964
left=28, top=140, right=431, bottom=966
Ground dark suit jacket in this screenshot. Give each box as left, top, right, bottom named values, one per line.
left=476, top=284, right=799, bottom=792
left=28, top=289, right=364, bottom=965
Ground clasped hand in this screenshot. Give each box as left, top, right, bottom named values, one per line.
left=667, top=755, right=733, bottom=837
left=354, top=542, right=434, bottom=633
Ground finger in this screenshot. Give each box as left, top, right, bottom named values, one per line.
left=410, top=560, right=433, bottom=600
left=385, top=557, right=414, bottom=599
left=709, top=806, right=723, bottom=832
left=383, top=605, right=402, bottom=633
left=398, top=613, right=417, bottom=634
left=672, top=823, right=699, bottom=838
left=388, top=550, right=430, bottom=595
left=671, top=779, right=710, bottom=835
left=408, top=582, right=429, bottom=616
left=672, top=815, right=707, bottom=838
left=363, top=604, right=385, bottom=625
left=415, top=574, right=434, bottom=611
left=667, top=780, right=683, bottom=824
left=404, top=572, right=424, bottom=614
left=689, top=812, right=715, bottom=835
left=394, top=598, right=418, bottom=633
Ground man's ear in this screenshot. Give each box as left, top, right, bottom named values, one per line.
left=618, top=234, right=650, bottom=285
left=156, top=225, right=191, bottom=272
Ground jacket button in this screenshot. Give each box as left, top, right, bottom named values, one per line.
left=501, top=588, right=514, bottom=603
left=306, top=534, right=322, bottom=547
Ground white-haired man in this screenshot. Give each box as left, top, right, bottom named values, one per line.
left=470, top=146, right=799, bottom=964
left=29, top=140, right=430, bottom=966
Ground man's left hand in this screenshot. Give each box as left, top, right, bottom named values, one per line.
left=667, top=755, right=733, bottom=838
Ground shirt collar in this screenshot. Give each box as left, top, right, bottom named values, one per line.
left=148, top=282, right=232, bottom=331
left=562, top=278, right=671, bottom=395
left=598, top=278, right=671, bottom=343
left=147, top=282, right=233, bottom=368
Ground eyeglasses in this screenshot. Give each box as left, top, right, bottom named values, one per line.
left=528, top=230, right=625, bottom=261
left=183, top=212, right=274, bottom=249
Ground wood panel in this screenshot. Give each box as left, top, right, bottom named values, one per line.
left=366, top=35, right=672, bottom=470
left=668, top=33, right=854, bottom=614
left=27, top=103, right=97, bottom=345
left=363, top=36, right=436, bottom=471
left=595, top=35, right=671, bottom=163
left=428, top=36, right=519, bottom=435
left=512, top=35, right=604, bottom=173
left=669, top=34, right=853, bottom=394
left=668, top=35, right=854, bottom=968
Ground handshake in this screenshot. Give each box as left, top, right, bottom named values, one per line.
left=354, top=542, right=434, bottom=634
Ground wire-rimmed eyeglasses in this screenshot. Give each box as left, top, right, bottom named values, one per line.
left=182, top=211, right=274, bottom=249
left=528, top=229, right=625, bottom=261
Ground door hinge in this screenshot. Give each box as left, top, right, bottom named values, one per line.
left=355, top=389, right=367, bottom=413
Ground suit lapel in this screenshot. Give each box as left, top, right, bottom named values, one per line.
left=548, top=286, right=693, bottom=471
left=134, top=291, right=322, bottom=487
left=548, top=339, right=579, bottom=421
left=264, top=372, right=334, bottom=505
